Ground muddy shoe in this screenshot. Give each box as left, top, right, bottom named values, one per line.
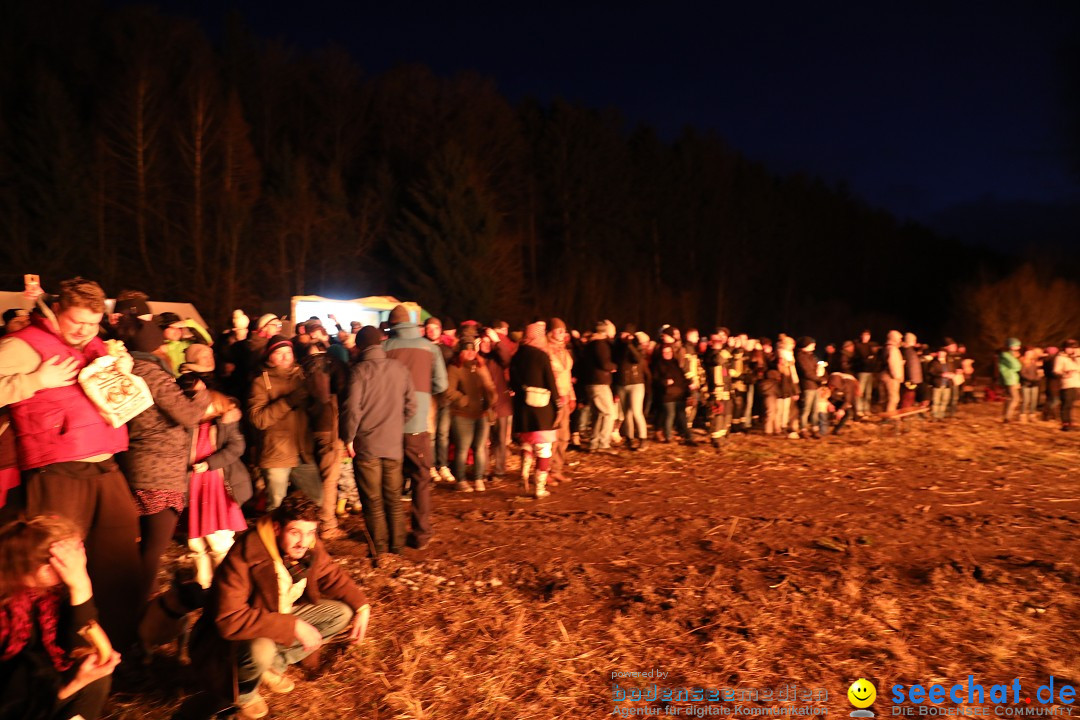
left=238, top=693, right=269, bottom=719
left=261, top=669, right=295, bottom=694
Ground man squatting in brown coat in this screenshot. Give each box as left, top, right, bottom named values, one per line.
left=191, top=495, right=370, bottom=719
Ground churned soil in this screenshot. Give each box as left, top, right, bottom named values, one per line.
left=106, top=403, right=1080, bottom=719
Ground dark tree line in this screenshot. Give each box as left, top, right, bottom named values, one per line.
left=0, top=2, right=1011, bottom=340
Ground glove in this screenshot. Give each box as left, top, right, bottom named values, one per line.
left=286, top=387, right=307, bottom=408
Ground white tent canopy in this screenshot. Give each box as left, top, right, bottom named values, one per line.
left=289, top=295, right=423, bottom=334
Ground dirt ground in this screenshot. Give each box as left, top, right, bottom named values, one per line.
left=106, top=402, right=1080, bottom=719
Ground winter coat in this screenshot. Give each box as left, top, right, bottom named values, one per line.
left=383, top=322, right=448, bottom=433
left=340, top=346, right=416, bottom=461
left=546, top=343, right=574, bottom=401
left=927, top=359, right=954, bottom=389
left=121, top=353, right=209, bottom=494
left=903, top=347, right=924, bottom=384
left=997, top=350, right=1021, bottom=387
left=581, top=337, right=616, bottom=386
left=482, top=355, right=513, bottom=418
left=199, top=410, right=253, bottom=505
left=189, top=518, right=367, bottom=705
left=509, top=344, right=559, bottom=433
left=653, top=357, right=688, bottom=403
left=300, top=351, right=349, bottom=436
left=796, top=350, right=822, bottom=391
left=882, top=342, right=904, bottom=380
left=1054, top=353, right=1080, bottom=390
left=853, top=341, right=878, bottom=374
left=757, top=370, right=781, bottom=399
left=446, top=359, right=497, bottom=420
left=614, top=337, right=645, bottom=386
left=248, top=364, right=314, bottom=469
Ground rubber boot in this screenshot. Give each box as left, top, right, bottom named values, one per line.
left=521, top=453, right=534, bottom=493
left=534, top=471, right=550, bottom=499
left=191, top=550, right=214, bottom=590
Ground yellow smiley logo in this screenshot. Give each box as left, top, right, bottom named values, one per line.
left=848, top=678, right=877, bottom=708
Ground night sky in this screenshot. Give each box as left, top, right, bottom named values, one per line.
left=140, top=0, right=1080, bottom=233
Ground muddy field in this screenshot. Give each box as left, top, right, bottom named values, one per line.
left=107, top=403, right=1080, bottom=719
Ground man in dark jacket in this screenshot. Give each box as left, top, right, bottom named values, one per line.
left=582, top=320, right=617, bottom=452
left=192, top=495, right=370, bottom=719
left=342, top=327, right=416, bottom=556
left=852, top=330, right=876, bottom=418
left=795, top=337, right=822, bottom=437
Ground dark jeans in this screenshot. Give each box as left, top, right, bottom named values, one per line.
left=403, top=432, right=432, bottom=546
left=1063, top=387, right=1078, bottom=426
left=355, top=457, right=404, bottom=553
left=490, top=415, right=512, bottom=475
left=451, top=415, right=489, bottom=481
left=662, top=400, right=690, bottom=440
left=24, top=459, right=141, bottom=650
left=434, top=405, right=452, bottom=468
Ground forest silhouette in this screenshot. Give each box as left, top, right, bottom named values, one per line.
left=0, top=3, right=1029, bottom=343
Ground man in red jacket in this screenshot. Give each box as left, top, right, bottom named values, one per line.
left=0, top=277, right=141, bottom=649
left=194, top=495, right=371, bottom=719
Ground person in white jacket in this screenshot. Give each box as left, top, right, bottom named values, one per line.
left=1053, top=339, right=1080, bottom=431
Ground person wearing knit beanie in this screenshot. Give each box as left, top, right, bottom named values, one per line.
left=254, top=314, right=282, bottom=339
left=388, top=305, right=411, bottom=326
left=458, top=320, right=480, bottom=343
left=356, top=325, right=383, bottom=350
left=523, top=321, right=547, bottom=347
left=263, top=335, right=294, bottom=366
left=129, top=320, right=165, bottom=354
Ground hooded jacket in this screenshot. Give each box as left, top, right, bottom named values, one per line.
left=383, top=322, right=447, bottom=434
left=340, top=345, right=416, bottom=461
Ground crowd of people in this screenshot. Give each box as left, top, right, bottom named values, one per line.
left=0, top=276, right=1076, bottom=720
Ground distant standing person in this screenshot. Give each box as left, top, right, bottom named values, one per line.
left=248, top=336, right=322, bottom=510
left=509, top=322, right=560, bottom=498
left=384, top=306, right=447, bottom=551
left=998, top=338, right=1022, bottom=422
left=1054, top=339, right=1080, bottom=431
left=342, top=327, right=416, bottom=557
